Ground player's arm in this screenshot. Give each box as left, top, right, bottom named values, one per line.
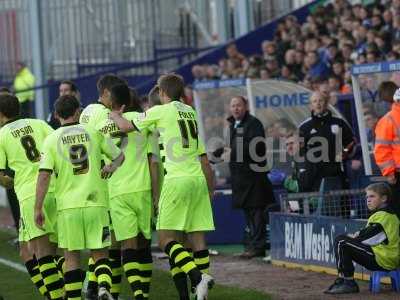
left=99, top=131, right=125, bottom=178
left=34, top=136, right=54, bottom=229
left=109, top=105, right=137, bottom=133
left=110, top=105, right=161, bottom=133
left=200, top=154, right=214, bottom=200
left=148, top=154, right=160, bottom=211
left=102, top=152, right=125, bottom=179
left=35, top=171, right=51, bottom=229
left=0, top=143, right=13, bottom=189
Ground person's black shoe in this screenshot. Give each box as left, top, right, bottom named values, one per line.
left=324, top=278, right=359, bottom=294
left=325, top=277, right=344, bottom=292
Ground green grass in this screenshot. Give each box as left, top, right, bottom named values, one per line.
left=0, top=229, right=270, bottom=300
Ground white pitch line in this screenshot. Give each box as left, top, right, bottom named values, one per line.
left=0, top=257, right=27, bottom=273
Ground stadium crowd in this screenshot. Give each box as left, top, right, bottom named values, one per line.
left=192, top=0, right=400, bottom=101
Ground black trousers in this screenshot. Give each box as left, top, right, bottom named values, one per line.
left=334, top=234, right=387, bottom=277
left=243, top=207, right=266, bottom=252
left=390, top=173, right=400, bottom=217
left=6, top=188, right=20, bottom=230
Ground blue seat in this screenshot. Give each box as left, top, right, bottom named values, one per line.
left=369, top=270, right=400, bottom=293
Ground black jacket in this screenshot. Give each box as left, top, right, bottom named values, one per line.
left=298, top=110, right=355, bottom=183
left=47, top=112, right=61, bottom=129
left=227, top=112, right=274, bottom=208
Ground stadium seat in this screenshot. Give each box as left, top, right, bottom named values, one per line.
left=369, top=270, right=400, bottom=293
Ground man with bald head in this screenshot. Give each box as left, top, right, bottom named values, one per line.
left=216, top=96, right=274, bottom=258
left=298, top=91, right=355, bottom=193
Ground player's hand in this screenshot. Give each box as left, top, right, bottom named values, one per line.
left=34, top=208, right=45, bottom=230
left=153, top=201, right=159, bottom=219
left=109, top=105, right=125, bottom=120
left=387, top=174, right=397, bottom=185
left=101, top=164, right=116, bottom=179
left=1, top=176, right=14, bottom=189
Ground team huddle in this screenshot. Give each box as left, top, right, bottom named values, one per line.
left=0, top=74, right=215, bottom=300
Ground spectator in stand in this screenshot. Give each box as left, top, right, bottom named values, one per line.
left=285, top=49, right=304, bottom=80
left=205, top=65, right=220, bottom=80
left=378, top=81, right=397, bottom=104
left=13, top=61, right=35, bottom=118
left=327, top=42, right=344, bottom=65
left=387, top=50, right=400, bottom=60
left=364, top=111, right=379, bottom=145
left=265, top=58, right=280, bottom=79
left=306, top=51, right=330, bottom=80
left=226, top=43, right=245, bottom=70
left=332, top=61, right=344, bottom=78
left=192, top=65, right=205, bottom=82
left=392, top=14, right=400, bottom=41
left=218, top=58, right=231, bottom=79
left=261, top=41, right=278, bottom=62
left=190, top=1, right=400, bottom=92
left=280, top=65, right=298, bottom=82
left=328, top=75, right=344, bottom=94
left=260, top=69, right=270, bottom=80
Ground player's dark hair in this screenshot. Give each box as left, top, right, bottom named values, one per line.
left=148, top=85, right=161, bottom=106
left=129, top=87, right=143, bottom=112
left=157, top=74, right=184, bottom=101
left=60, top=80, right=78, bottom=93
left=378, top=81, right=398, bottom=103
left=54, top=95, right=80, bottom=119
left=97, top=74, right=127, bottom=96
left=0, top=87, right=11, bottom=94
left=0, top=94, right=19, bottom=119
left=366, top=183, right=393, bottom=206
left=110, top=84, right=131, bottom=111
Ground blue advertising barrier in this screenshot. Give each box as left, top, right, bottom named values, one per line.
left=270, top=212, right=370, bottom=278
left=206, top=189, right=246, bottom=245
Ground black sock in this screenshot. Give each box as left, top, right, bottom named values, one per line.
left=164, top=241, right=202, bottom=287
left=109, top=249, right=122, bottom=299
left=193, top=249, right=210, bottom=274
left=122, top=249, right=144, bottom=299
left=94, top=258, right=112, bottom=290
left=64, top=269, right=84, bottom=299
left=25, top=257, right=48, bottom=297
left=38, top=255, right=64, bottom=300
left=86, top=257, right=98, bottom=294
left=138, top=247, right=153, bottom=299
left=169, top=258, right=189, bottom=300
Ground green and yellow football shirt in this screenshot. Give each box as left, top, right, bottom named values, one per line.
left=97, top=111, right=152, bottom=198
left=0, top=119, right=54, bottom=202
left=79, top=102, right=110, bottom=127
left=40, top=122, right=121, bottom=210
left=133, top=101, right=206, bottom=179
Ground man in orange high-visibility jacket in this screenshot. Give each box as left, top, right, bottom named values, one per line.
left=374, top=87, right=400, bottom=216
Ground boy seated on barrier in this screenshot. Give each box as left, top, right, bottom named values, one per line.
left=325, top=183, right=400, bottom=294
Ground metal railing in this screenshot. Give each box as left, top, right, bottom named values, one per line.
left=280, top=189, right=369, bottom=219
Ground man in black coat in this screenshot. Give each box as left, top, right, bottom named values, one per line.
left=222, top=96, right=274, bottom=258
left=298, top=91, right=355, bottom=191
left=47, top=80, right=79, bottom=129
